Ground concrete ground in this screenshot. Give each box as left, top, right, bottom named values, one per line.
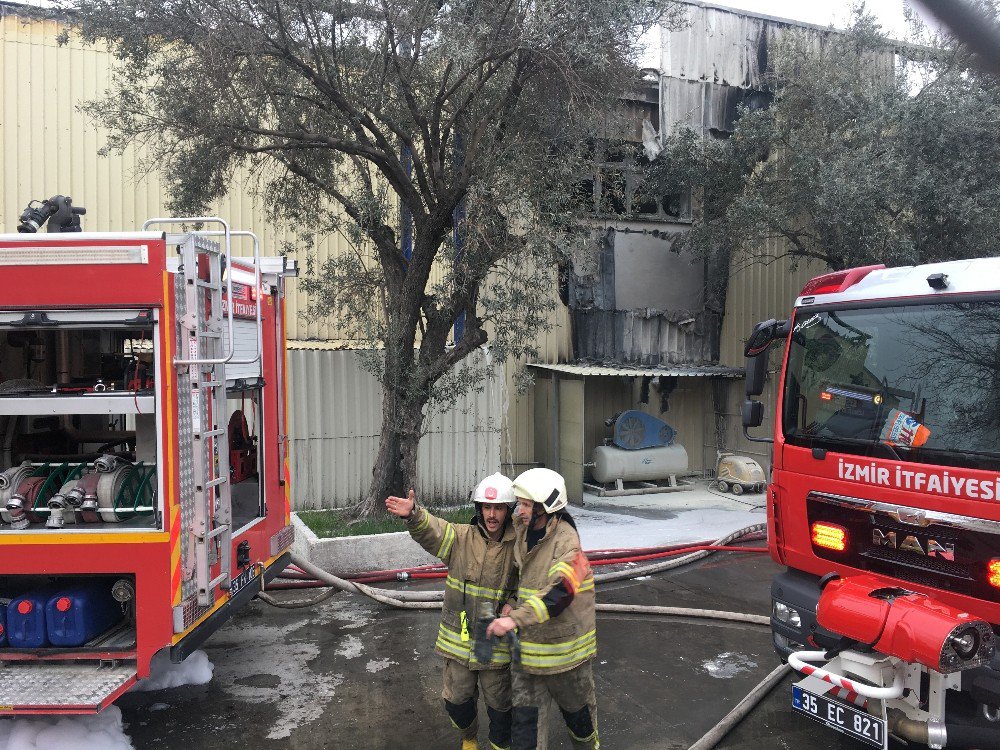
left=108, top=485, right=887, bottom=748
left=0, top=486, right=888, bottom=750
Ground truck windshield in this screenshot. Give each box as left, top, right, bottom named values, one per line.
left=782, top=300, right=1000, bottom=471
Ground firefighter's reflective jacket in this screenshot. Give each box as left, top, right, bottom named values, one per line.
left=406, top=506, right=518, bottom=670
left=507, top=512, right=597, bottom=675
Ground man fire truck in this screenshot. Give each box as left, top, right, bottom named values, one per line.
left=0, top=197, right=296, bottom=714
left=743, top=258, right=1000, bottom=749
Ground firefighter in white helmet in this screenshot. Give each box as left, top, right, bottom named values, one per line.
left=485, top=467, right=598, bottom=750
left=386, top=473, right=518, bottom=750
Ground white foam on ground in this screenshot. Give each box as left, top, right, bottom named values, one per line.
left=334, top=634, right=364, bottom=659
left=572, top=505, right=764, bottom=551
left=701, top=652, right=758, bottom=679
left=209, top=597, right=352, bottom=740
left=131, top=649, right=214, bottom=692
left=365, top=658, right=395, bottom=673
left=0, top=706, right=134, bottom=750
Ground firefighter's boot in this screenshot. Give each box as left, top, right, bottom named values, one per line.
left=562, top=705, right=599, bottom=750
left=446, top=697, right=479, bottom=748
left=486, top=705, right=512, bottom=749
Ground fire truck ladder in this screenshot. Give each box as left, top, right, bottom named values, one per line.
left=144, top=218, right=261, bottom=609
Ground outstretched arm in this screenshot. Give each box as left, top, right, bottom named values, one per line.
left=385, top=489, right=416, bottom=518
left=385, top=489, right=460, bottom=564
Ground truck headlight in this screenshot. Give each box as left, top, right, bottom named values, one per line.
left=774, top=601, right=802, bottom=628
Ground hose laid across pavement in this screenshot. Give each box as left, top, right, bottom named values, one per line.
left=688, top=663, right=792, bottom=750
left=260, top=525, right=776, bottom=749
left=261, top=524, right=771, bottom=627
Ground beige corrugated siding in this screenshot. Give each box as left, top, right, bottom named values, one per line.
left=0, top=10, right=386, bottom=343
left=288, top=349, right=503, bottom=508
left=716, top=240, right=827, bottom=469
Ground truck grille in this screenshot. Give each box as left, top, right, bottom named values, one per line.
left=807, top=492, right=1000, bottom=602
left=861, top=545, right=973, bottom=580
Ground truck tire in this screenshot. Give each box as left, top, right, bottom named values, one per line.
left=732, top=483, right=744, bottom=496
left=717, top=481, right=730, bottom=493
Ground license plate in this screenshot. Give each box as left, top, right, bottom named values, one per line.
left=792, top=684, right=886, bottom=749
left=229, top=564, right=261, bottom=598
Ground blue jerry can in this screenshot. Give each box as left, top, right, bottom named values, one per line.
left=46, top=583, right=123, bottom=647
left=7, top=591, right=52, bottom=648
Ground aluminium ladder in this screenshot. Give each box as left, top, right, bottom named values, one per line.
left=177, top=233, right=234, bottom=606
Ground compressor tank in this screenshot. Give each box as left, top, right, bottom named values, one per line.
left=591, top=444, right=689, bottom=484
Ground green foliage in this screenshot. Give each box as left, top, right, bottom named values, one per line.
left=651, top=8, right=1000, bottom=272
left=60, top=0, right=685, bottom=506
left=298, top=505, right=474, bottom=538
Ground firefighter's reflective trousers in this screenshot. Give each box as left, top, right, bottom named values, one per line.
left=510, top=661, right=599, bottom=750
left=443, top=658, right=513, bottom=750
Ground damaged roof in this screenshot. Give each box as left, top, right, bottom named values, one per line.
left=527, top=362, right=743, bottom=378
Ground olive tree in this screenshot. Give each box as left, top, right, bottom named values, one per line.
left=62, top=0, right=681, bottom=513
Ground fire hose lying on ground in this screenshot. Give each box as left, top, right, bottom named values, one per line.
left=256, top=524, right=781, bottom=748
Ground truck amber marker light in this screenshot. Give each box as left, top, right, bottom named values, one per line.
left=988, top=560, right=1000, bottom=588
left=811, top=522, right=847, bottom=552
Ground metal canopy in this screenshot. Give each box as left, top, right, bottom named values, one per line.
left=527, top=362, right=743, bottom=378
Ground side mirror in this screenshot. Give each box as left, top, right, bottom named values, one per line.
left=744, top=318, right=790, bottom=358
left=742, top=400, right=764, bottom=428
left=745, top=319, right=778, bottom=357
left=745, top=352, right=769, bottom=397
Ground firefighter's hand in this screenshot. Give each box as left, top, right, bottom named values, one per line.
left=501, top=603, right=513, bottom=616
left=486, top=616, right=516, bottom=639
left=385, top=489, right=416, bottom=519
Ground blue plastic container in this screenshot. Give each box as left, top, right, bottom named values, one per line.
left=7, top=591, right=52, bottom=648
left=0, top=602, right=7, bottom=647
left=46, top=583, right=122, bottom=647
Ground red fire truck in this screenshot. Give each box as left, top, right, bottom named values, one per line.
left=0, top=204, right=296, bottom=713
left=743, top=258, right=1000, bottom=748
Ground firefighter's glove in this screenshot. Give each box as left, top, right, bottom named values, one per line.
left=485, top=615, right=517, bottom=639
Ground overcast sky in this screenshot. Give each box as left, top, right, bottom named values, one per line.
left=706, top=0, right=932, bottom=38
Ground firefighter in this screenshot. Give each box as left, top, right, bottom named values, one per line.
left=485, top=468, right=598, bottom=750
left=385, top=473, right=518, bottom=750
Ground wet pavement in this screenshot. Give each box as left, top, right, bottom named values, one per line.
left=116, top=548, right=887, bottom=749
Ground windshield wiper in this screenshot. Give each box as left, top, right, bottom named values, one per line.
left=798, top=432, right=901, bottom=460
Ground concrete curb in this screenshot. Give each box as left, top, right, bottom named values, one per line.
left=290, top=512, right=439, bottom=575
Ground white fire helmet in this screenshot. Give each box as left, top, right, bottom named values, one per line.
left=473, top=473, right=516, bottom=506
left=512, top=468, right=567, bottom=514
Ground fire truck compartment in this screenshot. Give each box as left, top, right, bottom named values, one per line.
left=0, top=574, right=135, bottom=656
left=0, top=313, right=161, bottom=531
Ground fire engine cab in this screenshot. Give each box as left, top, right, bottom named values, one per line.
left=744, top=257, right=1000, bottom=748
left=0, top=207, right=296, bottom=714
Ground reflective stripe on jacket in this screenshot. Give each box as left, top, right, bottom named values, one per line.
left=508, top=512, right=597, bottom=675
left=406, top=506, right=517, bottom=670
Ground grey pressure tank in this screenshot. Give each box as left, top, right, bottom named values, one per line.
left=591, top=444, right=689, bottom=483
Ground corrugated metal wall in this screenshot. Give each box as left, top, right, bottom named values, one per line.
left=0, top=11, right=350, bottom=343
left=716, top=241, right=827, bottom=469
left=288, top=349, right=502, bottom=508
left=499, top=303, right=574, bottom=470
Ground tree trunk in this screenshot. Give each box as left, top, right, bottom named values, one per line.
left=359, top=369, right=426, bottom=516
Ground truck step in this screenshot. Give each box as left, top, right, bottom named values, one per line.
left=0, top=660, right=136, bottom=714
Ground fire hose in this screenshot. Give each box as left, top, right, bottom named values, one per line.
left=256, top=524, right=775, bottom=749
